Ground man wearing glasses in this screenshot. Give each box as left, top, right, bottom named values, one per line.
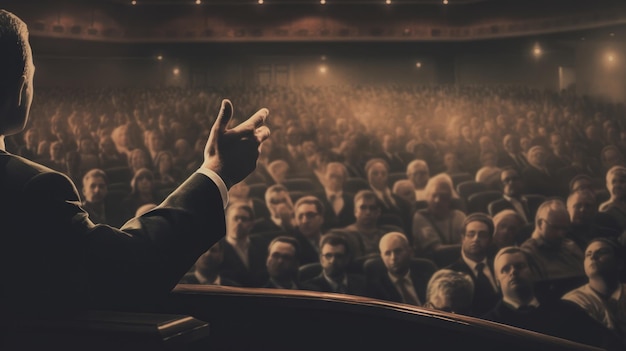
left=488, top=167, right=543, bottom=224
left=302, top=233, right=370, bottom=297
left=521, top=199, right=584, bottom=280
left=291, top=196, right=326, bottom=265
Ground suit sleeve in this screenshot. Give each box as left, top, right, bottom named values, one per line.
left=22, top=171, right=225, bottom=310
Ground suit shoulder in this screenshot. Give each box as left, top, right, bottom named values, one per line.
left=2, top=153, right=76, bottom=196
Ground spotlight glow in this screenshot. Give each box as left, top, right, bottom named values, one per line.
left=195, top=0, right=201, bottom=4
left=320, top=0, right=326, bottom=4
left=173, top=67, right=180, bottom=75
left=131, top=0, right=137, bottom=4
left=157, top=55, right=163, bottom=61
left=443, top=0, right=448, bottom=4
left=415, top=62, right=422, bottom=68
left=386, top=0, right=391, bottom=4
left=319, top=65, right=327, bottom=74
left=258, top=0, right=264, bottom=4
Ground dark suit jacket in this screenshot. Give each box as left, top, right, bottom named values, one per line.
left=291, top=229, right=321, bottom=266
left=482, top=300, right=620, bottom=350
left=315, top=190, right=355, bottom=231
left=367, top=259, right=437, bottom=305
left=0, top=151, right=225, bottom=313
left=302, top=273, right=371, bottom=297
left=488, top=195, right=544, bottom=223
left=445, top=258, right=500, bottom=316
left=219, top=237, right=269, bottom=288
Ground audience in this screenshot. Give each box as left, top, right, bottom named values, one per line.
left=10, top=83, right=626, bottom=340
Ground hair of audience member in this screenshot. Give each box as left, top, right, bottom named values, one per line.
left=568, top=174, right=593, bottom=193
left=493, top=246, right=532, bottom=271
left=130, top=167, right=155, bottom=194
left=319, top=232, right=353, bottom=262
left=423, top=173, right=460, bottom=199
left=587, top=237, right=624, bottom=263
left=265, top=183, right=291, bottom=204
left=533, top=198, right=567, bottom=227
left=364, top=158, right=390, bottom=176
left=425, top=269, right=475, bottom=307
left=294, top=195, right=325, bottom=216
left=353, top=189, right=379, bottom=207
left=82, top=168, right=108, bottom=186
left=492, top=209, right=524, bottom=233
left=463, top=213, right=494, bottom=236
left=226, top=201, right=256, bottom=221
left=267, top=235, right=301, bottom=260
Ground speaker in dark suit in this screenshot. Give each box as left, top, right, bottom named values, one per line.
left=0, top=16, right=270, bottom=315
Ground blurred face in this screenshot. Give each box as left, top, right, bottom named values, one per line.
left=354, top=197, right=381, bottom=226
left=501, top=169, right=522, bottom=197
left=379, top=235, right=412, bottom=276
left=83, top=176, right=108, bottom=204
left=537, top=209, right=570, bottom=245
left=528, top=147, right=547, bottom=167
left=368, top=162, right=388, bottom=190
left=584, top=241, right=620, bottom=279
left=609, top=172, right=626, bottom=200
left=408, top=163, right=429, bottom=189
left=229, top=182, right=250, bottom=199
left=603, top=149, right=623, bottom=168
left=550, top=134, right=562, bottom=153
left=444, top=153, right=457, bottom=170
left=295, top=203, right=323, bottom=237
left=325, top=164, right=346, bottom=192
left=567, top=192, right=596, bottom=225
left=427, top=182, right=452, bottom=216
left=495, top=252, right=533, bottom=300
left=136, top=174, right=153, bottom=194
left=462, top=221, right=491, bottom=261
left=493, top=215, right=524, bottom=248
left=266, top=242, right=298, bottom=280
left=267, top=190, right=292, bottom=218
left=131, top=151, right=149, bottom=170
left=158, top=153, right=173, bottom=173
left=50, top=142, right=63, bottom=160
left=149, top=133, right=164, bottom=151
left=320, top=243, right=349, bottom=279
left=226, top=207, right=254, bottom=240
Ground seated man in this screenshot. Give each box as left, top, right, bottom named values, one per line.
left=81, top=168, right=124, bottom=227
left=302, top=233, right=370, bottom=297
left=488, top=167, right=543, bottom=224
left=179, top=241, right=240, bottom=286
left=220, top=202, right=269, bottom=287
left=483, top=246, right=620, bottom=349
left=521, top=199, right=585, bottom=281
left=342, top=190, right=395, bottom=258
left=562, top=238, right=626, bottom=347
left=567, top=189, right=622, bottom=252
left=315, top=161, right=355, bottom=231
left=423, top=269, right=475, bottom=315
left=368, top=232, right=436, bottom=306
left=291, top=195, right=326, bottom=265
left=445, top=213, right=500, bottom=316
left=253, top=184, right=296, bottom=234
left=263, top=236, right=303, bottom=290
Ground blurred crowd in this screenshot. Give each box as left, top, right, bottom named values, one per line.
left=7, top=84, right=626, bottom=349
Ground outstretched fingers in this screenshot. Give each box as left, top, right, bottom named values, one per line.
left=214, top=99, right=234, bottom=133
left=229, top=107, right=269, bottom=136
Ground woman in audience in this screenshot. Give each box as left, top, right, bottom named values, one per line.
left=121, top=168, right=160, bottom=222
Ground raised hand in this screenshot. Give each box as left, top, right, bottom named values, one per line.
left=202, top=99, right=270, bottom=188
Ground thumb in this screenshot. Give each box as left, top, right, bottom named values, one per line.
left=214, top=99, right=234, bottom=133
